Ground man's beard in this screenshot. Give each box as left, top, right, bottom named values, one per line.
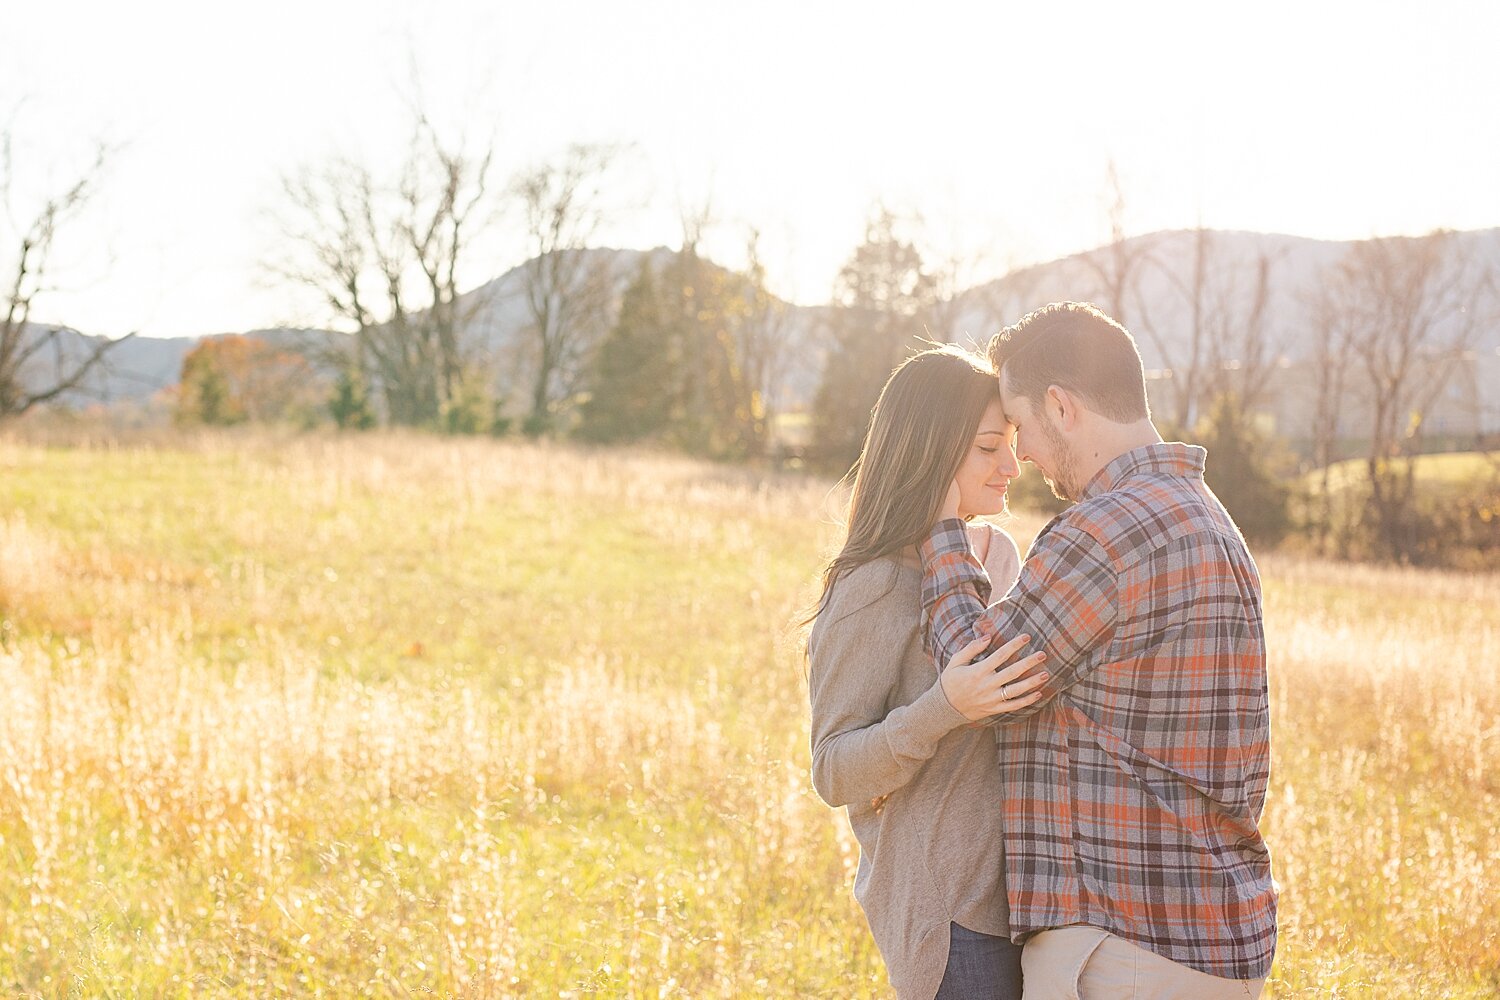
left=1039, top=415, right=1083, bottom=502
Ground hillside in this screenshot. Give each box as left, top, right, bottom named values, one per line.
left=950, top=228, right=1500, bottom=365
left=16, top=227, right=1500, bottom=414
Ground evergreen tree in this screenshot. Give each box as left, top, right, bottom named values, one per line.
left=578, top=245, right=780, bottom=460
left=811, top=209, right=936, bottom=472
left=194, top=366, right=234, bottom=426
left=577, top=256, right=677, bottom=443
left=661, top=247, right=758, bottom=460
left=1197, top=394, right=1293, bottom=545
left=442, top=370, right=493, bottom=435
left=329, top=367, right=376, bottom=430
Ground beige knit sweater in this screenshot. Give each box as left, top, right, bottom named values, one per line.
left=808, top=524, right=1022, bottom=1000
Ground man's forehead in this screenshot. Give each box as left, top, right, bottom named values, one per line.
left=996, top=369, right=1024, bottom=422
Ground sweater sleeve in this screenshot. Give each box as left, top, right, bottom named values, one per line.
left=808, top=564, right=969, bottom=808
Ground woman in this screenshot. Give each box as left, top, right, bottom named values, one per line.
left=807, top=345, right=1048, bottom=1000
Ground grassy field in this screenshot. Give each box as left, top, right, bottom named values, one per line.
left=1306, top=451, right=1498, bottom=491
left=0, top=430, right=1496, bottom=998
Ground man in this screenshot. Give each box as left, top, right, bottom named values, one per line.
left=920, top=302, right=1275, bottom=999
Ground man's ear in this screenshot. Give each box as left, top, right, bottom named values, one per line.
left=1045, top=384, right=1082, bottom=432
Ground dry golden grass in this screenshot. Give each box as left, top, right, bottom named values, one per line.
left=0, top=429, right=1495, bottom=997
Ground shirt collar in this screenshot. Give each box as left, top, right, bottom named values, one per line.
left=1078, top=442, right=1207, bottom=501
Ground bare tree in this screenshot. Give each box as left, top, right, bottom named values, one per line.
left=512, top=143, right=620, bottom=434
left=668, top=199, right=715, bottom=447
left=810, top=206, right=937, bottom=470
left=1319, top=231, right=1489, bottom=560
left=924, top=240, right=1011, bottom=349
left=1078, top=160, right=1158, bottom=333
left=0, top=132, right=133, bottom=419
left=1133, top=227, right=1207, bottom=430
left=1200, top=247, right=1280, bottom=423
left=736, top=227, right=792, bottom=451
left=399, top=115, right=496, bottom=419
left=1305, top=280, right=1361, bottom=556
left=1143, top=228, right=1283, bottom=431
left=272, top=115, right=498, bottom=427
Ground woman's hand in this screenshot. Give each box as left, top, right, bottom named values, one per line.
left=938, top=634, right=1048, bottom=722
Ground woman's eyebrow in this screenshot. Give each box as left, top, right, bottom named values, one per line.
left=975, top=429, right=1007, bottom=437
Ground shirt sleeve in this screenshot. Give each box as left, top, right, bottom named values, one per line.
left=808, top=569, right=970, bottom=808
left=919, top=516, right=1121, bottom=725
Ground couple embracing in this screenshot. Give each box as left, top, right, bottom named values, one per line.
left=808, top=302, right=1276, bottom=999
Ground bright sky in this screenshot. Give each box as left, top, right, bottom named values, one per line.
left=7, top=0, right=1500, bottom=338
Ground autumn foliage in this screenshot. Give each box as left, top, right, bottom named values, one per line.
left=175, top=335, right=319, bottom=425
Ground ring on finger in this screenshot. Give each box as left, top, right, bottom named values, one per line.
left=1002, top=682, right=1013, bottom=700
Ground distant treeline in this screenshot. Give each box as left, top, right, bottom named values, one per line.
left=4, top=102, right=1496, bottom=568
left=164, top=203, right=1500, bottom=569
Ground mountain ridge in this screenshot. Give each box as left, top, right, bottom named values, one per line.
left=17, top=227, right=1500, bottom=414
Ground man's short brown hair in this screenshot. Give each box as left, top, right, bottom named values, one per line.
left=987, top=301, right=1150, bottom=422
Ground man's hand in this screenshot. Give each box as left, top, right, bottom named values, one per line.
left=938, top=634, right=1048, bottom=722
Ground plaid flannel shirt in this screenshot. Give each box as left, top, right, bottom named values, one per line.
left=920, top=443, right=1276, bottom=981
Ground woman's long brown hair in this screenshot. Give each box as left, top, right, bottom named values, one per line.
left=807, top=344, right=1000, bottom=628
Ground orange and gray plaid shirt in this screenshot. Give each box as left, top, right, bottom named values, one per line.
left=920, top=443, right=1276, bottom=981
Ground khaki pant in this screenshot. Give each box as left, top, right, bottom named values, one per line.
left=1021, top=926, right=1266, bottom=1000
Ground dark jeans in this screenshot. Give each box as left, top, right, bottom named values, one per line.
left=933, top=922, right=1024, bottom=1000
